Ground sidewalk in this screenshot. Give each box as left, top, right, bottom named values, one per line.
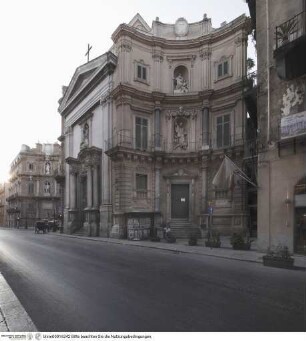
left=0, top=274, right=37, bottom=332
left=54, top=233, right=306, bottom=269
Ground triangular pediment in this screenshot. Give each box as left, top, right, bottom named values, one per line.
left=128, top=13, right=151, bottom=33
left=59, top=53, right=110, bottom=112
left=67, top=68, right=97, bottom=101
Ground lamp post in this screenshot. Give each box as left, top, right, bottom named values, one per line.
left=285, top=188, right=292, bottom=228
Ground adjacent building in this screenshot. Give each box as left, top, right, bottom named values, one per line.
left=7, top=143, right=62, bottom=228
left=59, top=13, right=252, bottom=238
left=0, top=183, right=9, bottom=226
left=247, top=0, right=306, bottom=253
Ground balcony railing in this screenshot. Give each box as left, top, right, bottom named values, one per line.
left=105, top=130, right=244, bottom=154
left=275, top=11, right=306, bottom=49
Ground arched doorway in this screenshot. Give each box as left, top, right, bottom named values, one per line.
left=294, top=177, right=306, bottom=254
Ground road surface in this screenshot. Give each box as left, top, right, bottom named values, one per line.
left=0, top=228, right=305, bottom=331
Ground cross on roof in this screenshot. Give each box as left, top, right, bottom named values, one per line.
left=85, top=44, right=92, bottom=63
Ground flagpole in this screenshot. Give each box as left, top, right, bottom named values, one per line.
left=225, top=155, right=258, bottom=188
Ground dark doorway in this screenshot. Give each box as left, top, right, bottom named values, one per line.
left=171, top=184, right=189, bottom=219
left=295, top=208, right=306, bottom=254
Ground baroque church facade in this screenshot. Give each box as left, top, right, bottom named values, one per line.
left=58, top=13, right=251, bottom=238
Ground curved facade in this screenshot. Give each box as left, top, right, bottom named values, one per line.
left=59, top=13, right=251, bottom=239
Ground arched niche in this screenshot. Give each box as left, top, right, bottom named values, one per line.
left=173, top=65, right=189, bottom=93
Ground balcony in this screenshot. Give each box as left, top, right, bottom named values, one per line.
left=274, top=11, right=306, bottom=80
left=105, top=130, right=244, bottom=157
left=54, top=167, right=65, bottom=183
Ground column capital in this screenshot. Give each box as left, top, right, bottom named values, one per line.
left=202, top=102, right=210, bottom=110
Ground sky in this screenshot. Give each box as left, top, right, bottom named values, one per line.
left=0, top=0, right=253, bottom=183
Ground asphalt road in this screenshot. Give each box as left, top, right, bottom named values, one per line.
left=0, top=228, right=305, bottom=332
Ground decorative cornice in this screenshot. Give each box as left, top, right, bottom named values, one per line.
left=166, top=106, right=197, bottom=120
left=111, top=16, right=251, bottom=50
left=78, top=146, right=102, bottom=166
left=199, top=48, right=212, bottom=60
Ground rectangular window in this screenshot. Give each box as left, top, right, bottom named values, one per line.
left=28, top=182, right=34, bottom=194
left=216, top=114, right=230, bottom=148
left=136, top=174, right=147, bottom=199
left=137, top=65, right=142, bottom=79
left=217, top=60, right=229, bottom=78
left=218, top=64, right=223, bottom=78
left=135, top=117, right=148, bottom=150
left=223, top=61, right=228, bottom=75
left=136, top=64, right=147, bottom=81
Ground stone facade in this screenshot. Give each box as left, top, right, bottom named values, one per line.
left=59, top=13, right=251, bottom=239
left=0, top=183, right=9, bottom=226
left=252, top=0, right=306, bottom=252
left=7, top=143, right=62, bottom=228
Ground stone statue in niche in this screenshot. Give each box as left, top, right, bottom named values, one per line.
left=81, top=123, right=89, bottom=149
left=173, top=118, right=188, bottom=150
left=281, top=84, right=304, bottom=117
left=45, top=161, right=51, bottom=174
left=174, top=73, right=188, bottom=93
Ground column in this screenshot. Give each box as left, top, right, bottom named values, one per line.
left=202, top=107, right=210, bottom=148
left=87, top=166, right=92, bottom=208
left=93, top=165, right=99, bottom=208
left=70, top=171, right=76, bottom=209
left=201, top=165, right=208, bottom=213
left=155, top=167, right=160, bottom=211
left=154, top=107, right=161, bottom=149
left=200, top=49, right=211, bottom=89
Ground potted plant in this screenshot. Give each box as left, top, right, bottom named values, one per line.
left=263, top=245, right=295, bottom=269
left=276, top=18, right=297, bottom=45
left=188, top=233, right=198, bottom=246
left=230, top=232, right=252, bottom=250
left=205, top=230, right=221, bottom=248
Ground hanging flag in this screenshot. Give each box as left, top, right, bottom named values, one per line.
left=212, top=155, right=257, bottom=189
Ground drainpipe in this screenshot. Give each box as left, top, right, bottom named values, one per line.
left=266, top=0, right=270, bottom=143
left=266, top=0, right=271, bottom=249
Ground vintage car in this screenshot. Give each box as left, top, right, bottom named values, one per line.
left=34, top=220, right=48, bottom=234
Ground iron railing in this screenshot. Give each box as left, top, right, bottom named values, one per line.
left=275, top=11, right=306, bottom=49
left=105, top=130, right=245, bottom=154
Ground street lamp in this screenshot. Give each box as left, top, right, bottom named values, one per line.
left=285, top=189, right=292, bottom=228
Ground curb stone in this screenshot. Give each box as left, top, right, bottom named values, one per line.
left=0, top=273, right=37, bottom=332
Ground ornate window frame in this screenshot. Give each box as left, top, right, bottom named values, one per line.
left=135, top=173, right=148, bottom=199
left=214, top=112, right=232, bottom=149
left=134, top=114, right=150, bottom=151
left=134, top=59, right=150, bottom=85
left=215, top=56, right=233, bottom=82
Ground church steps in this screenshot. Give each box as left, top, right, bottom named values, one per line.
left=169, top=220, right=201, bottom=238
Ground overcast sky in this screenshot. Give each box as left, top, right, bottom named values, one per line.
left=0, top=0, right=252, bottom=182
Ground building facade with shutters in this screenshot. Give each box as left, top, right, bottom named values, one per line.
left=247, top=0, right=306, bottom=253
left=59, top=13, right=252, bottom=238
left=0, top=182, right=9, bottom=226
left=7, top=143, right=62, bottom=228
